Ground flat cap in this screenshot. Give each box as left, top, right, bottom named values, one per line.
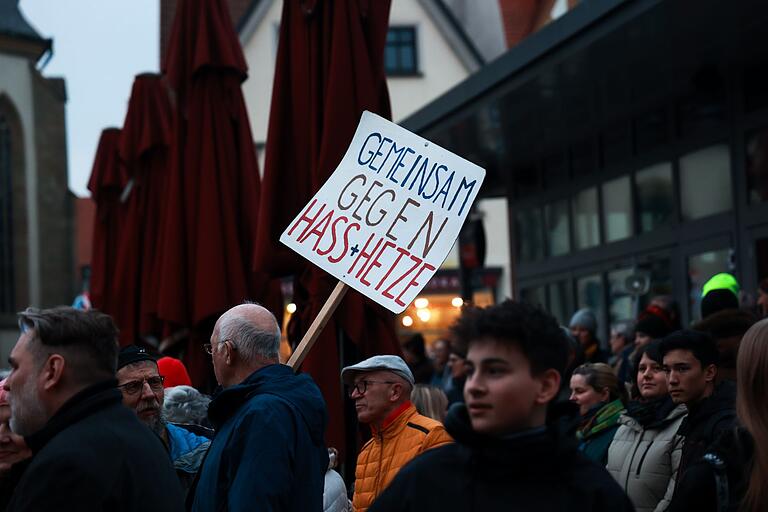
left=341, top=355, right=415, bottom=387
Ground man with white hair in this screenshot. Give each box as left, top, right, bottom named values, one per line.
left=192, top=303, right=329, bottom=512
left=342, top=355, right=453, bottom=511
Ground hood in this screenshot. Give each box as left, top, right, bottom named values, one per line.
left=443, top=402, right=579, bottom=477
left=208, top=364, right=327, bottom=445
left=693, top=308, right=757, bottom=339
left=688, top=380, right=736, bottom=423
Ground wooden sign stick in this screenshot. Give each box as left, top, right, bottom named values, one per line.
left=288, top=281, right=349, bottom=370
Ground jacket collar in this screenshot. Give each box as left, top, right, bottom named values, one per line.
left=371, top=401, right=416, bottom=438
left=444, top=403, right=579, bottom=478
left=208, top=364, right=289, bottom=428
left=25, top=379, right=121, bottom=453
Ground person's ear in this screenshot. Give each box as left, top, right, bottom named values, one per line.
left=534, top=369, right=561, bottom=405
left=224, top=341, right=235, bottom=366
left=704, top=363, right=717, bottom=383
left=389, top=383, right=405, bottom=403
left=599, top=387, right=611, bottom=402
left=40, top=354, right=66, bottom=391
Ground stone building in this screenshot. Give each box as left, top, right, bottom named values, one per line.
left=0, top=0, right=73, bottom=354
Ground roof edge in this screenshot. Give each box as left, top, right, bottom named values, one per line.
left=400, top=0, right=658, bottom=134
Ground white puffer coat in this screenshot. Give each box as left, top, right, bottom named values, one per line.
left=606, top=404, right=687, bottom=512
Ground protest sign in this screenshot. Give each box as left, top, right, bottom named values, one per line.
left=281, top=111, right=485, bottom=367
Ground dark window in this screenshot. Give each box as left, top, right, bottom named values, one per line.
left=744, top=58, right=768, bottom=113
left=385, top=27, right=418, bottom=76
left=634, top=107, right=668, bottom=154
left=0, top=113, right=14, bottom=313
left=636, top=162, right=674, bottom=233
left=746, top=128, right=768, bottom=204
left=515, top=207, right=544, bottom=262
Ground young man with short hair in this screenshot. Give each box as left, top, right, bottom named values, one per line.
left=369, top=300, right=633, bottom=511
left=659, top=330, right=736, bottom=487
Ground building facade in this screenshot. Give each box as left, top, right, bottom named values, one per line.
left=402, top=0, right=768, bottom=339
left=0, top=0, right=73, bottom=355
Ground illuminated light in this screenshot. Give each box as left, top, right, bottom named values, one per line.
left=402, top=315, right=414, bottom=327
left=414, top=298, right=429, bottom=309
left=416, top=308, right=431, bottom=322
left=286, top=303, right=297, bottom=314
left=451, top=297, right=464, bottom=308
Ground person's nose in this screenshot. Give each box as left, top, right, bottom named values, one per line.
left=569, top=391, right=578, bottom=402
left=140, top=381, right=155, bottom=400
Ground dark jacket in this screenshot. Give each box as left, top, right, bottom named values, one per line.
left=676, top=381, right=736, bottom=482
left=368, top=404, right=635, bottom=512
left=668, top=427, right=753, bottom=512
left=191, top=364, right=328, bottom=512
left=6, top=380, right=184, bottom=511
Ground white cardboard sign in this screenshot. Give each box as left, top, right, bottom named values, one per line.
left=280, top=111, right=486, bottom=314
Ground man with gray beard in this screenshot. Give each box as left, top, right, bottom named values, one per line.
left=4, top=307, right=183, bottom=511
left=117, top=345, right=211, bottom=496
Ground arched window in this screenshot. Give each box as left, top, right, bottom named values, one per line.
left=0, top=113, right=13, bottom=312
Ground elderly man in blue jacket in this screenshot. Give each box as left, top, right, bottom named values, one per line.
left=192, top=303, right=329, bottom=512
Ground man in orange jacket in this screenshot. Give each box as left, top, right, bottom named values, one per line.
left=342, top=355, right=452, bottom=511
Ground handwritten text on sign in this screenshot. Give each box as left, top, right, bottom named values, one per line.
left=280, top=111, right=486, bottom=314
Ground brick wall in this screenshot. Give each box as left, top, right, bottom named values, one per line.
left=498, top=0, right=580, bottom=48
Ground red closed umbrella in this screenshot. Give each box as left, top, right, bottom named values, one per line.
left=157, top=0, right=280, bottom=386
left=255, top=0, right=401, bottom=453
left=88, top=128, right=126, bottom=316
left=111, top=73, right=173, bottom=346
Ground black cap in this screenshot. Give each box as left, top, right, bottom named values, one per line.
left=117, top=345, right=158, bottom=370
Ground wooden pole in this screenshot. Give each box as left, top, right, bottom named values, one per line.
left=288, top=281, right=349, bottom=370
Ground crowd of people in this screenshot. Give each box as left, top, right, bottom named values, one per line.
left=0, top=271, right=766, bottom=511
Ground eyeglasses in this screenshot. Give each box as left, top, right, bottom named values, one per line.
left=203, top=340, right=236, bottom=356
left=118, top=376, right=165, bottom=395
left=348, top=380, right=397, bottom=397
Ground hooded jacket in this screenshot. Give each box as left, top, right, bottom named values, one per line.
left=368, top=404, right=634, bottom=512
left=607, top=399, right=687, bottom=512
left=191, top=364, right=328, bottom=512
left=352, top=402, right=452, bottom=511
left=667, top=426, right=753, bottom=512
left=676, top=380, right=736, bottom=482
left=6, top=380, right=184, bottom=511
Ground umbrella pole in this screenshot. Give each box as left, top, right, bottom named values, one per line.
left=288, top=281, right=349, bottom=370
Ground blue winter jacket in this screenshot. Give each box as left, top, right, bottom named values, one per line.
left=191, top=364, right=329, bottom=512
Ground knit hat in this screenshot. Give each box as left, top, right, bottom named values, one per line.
left=117, top=345, right=158, bottom=371
left=701, top=273, right=740, bottom=298
left=635, top=310, right=672, bottom=340
left=157, top=357, right=192, bottom=388
left=569, top=309, right=597, bottom=333
left=701, top=273, right=740, bottom=319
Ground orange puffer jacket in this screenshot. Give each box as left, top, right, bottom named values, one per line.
left=352, top=402, right=453, bottom=511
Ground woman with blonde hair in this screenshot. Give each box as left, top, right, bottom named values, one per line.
left=667, top=318, right=768, bottom=512
left=570, top=362, right=627, bottom=464
left=411, top=384, right=449, bottom=423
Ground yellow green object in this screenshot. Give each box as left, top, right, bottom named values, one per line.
left=701, top=273, right=740, bottom=298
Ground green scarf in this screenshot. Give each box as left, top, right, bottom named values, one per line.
left=578, top=399, right=625, bottom=440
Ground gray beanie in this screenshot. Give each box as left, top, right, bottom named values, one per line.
left=569, top=308, right=597, bottom=333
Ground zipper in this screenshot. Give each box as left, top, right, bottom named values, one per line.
left=371, top=431, right=385, bottom=501
left=635, top=439, right=654, bottom=476
left=624, top=428, right=645, bottom=490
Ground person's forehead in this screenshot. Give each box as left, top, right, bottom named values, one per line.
left=117, top=360, right=159, bottom=381
left=570, top=373, right=588, bottom=386
left=10, top=330, right=35, bottom=359
left=663, top=348, right=697, bottom=363
left=466, top=337, right=524, bottom=363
